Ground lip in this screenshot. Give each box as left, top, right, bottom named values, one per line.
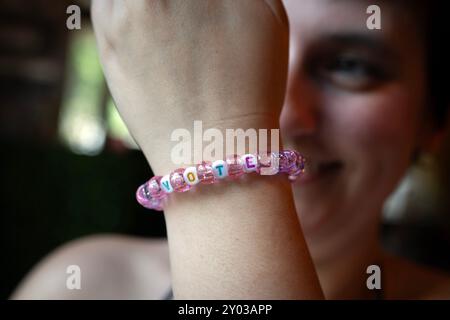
left=294, top=160, right=343, bottom=185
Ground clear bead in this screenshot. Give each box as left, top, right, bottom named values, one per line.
left=226, top=154, right=245, bottom=179
left=279, top=150, right=299, bottom=173
left=146, top=176, right=166, bottom=199
left=196, top=161, right=216, bottom=184
left=136, top=184, right=163, bottom=211
left=170, top=168, right=192, bottom=192
left=288, top=151, right=306, bottom=181
left=257, top=152, right=279, bottom=175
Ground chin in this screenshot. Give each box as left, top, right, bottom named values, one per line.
left=292, top=185, right=339, bottom=231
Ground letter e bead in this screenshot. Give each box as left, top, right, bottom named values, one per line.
left=242, top=154, right=258, bottom=172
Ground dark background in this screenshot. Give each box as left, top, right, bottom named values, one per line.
left=1, top=0, right=449, bottom=299
left=0, top=0, right=167, bottom=299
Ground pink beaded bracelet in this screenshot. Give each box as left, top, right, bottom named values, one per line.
left=136, top=150, right=305, bottom=211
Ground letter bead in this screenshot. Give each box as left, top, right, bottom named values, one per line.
left=160, top=174, right=174, bottom=193
left=212, top=160, right=228, bottom=179
left=183, top=166, right=200, bottom=185
left=242, top=154, right=258, bottom=172
left=136, top=149, right=305, bottom=211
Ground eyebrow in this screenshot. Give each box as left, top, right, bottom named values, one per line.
left=313, top=32, right=398, bottom=60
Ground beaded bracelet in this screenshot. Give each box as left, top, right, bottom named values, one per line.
left=136, top=150, right=305, bottom=211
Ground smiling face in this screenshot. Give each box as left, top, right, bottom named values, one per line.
left=281, top=0, right=432, bottom=260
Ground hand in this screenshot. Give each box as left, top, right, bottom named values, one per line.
left=92, top=0, right=289, bottom=174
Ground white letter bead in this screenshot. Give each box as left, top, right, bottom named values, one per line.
left=160, top=174, right=174, bottom=193
left=242, top=154, right=258, bottom=172
left=183, top=167, right=199, bottom=185
left=212, top=160, right=228, bottom=179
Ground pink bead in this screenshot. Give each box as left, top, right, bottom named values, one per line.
left=288, top=151, right=306, bottom=181
left=257, top=152, right=279, bottom=175
left=225, top=154, right=245, bottom=179
left=146, top=176, right=166, bottom=199
left=136, top=184, right=163, bottom=211
left=136, top=184, right=149, bottom=206
left=148, top=197, right=164, bottom=211
left=279, top=150, right=299, bottom=173
left=196, top=161, right=216, bottom=184
left=170, top=168, right=192, bottom=192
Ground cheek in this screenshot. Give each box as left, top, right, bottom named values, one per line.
left=324, top=87, right=422, bottom=191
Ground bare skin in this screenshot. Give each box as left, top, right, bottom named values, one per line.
left=11, top=0, right=450, bottom=299
left=12, top=236, right=172, bottom=300
left=11, top=235, right=450, bottom=299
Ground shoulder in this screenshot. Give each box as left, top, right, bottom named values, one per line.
left=11, top=234, right=171, bottom=299
left=384, top=253, right=450, bottom=299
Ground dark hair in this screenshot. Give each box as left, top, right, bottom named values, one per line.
left=424, top=0, right=450, bottom=129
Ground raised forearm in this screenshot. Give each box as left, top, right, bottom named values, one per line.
left=164, top=171, right=323, bottom=299
left=150, top=118, right=323, bottom=299
left=91, top=0, right=324, bottom=299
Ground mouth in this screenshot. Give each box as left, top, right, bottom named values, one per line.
left=295, top=159, right=343, bottom=185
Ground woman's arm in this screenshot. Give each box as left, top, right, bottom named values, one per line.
left=165, top=167, right=323, bottom=299
left=92, top=0, right=323, bottom=299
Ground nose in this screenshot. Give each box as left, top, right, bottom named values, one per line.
left=280, top=60, right=319, bottom=140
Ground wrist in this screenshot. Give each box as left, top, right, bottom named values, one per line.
left=141, top=115, right=281, bottom=175
left=137, top=148, right=306, bottom=212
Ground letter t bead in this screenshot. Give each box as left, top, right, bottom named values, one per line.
left=212, top=160, right=228, bottom=179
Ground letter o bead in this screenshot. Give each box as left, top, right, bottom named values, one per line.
left=183, top=166, right=199, bottom=186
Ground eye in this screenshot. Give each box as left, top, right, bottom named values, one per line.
left=316, top=55, right=388, bottom=90
left=327, top=56, right=372, bottom=75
